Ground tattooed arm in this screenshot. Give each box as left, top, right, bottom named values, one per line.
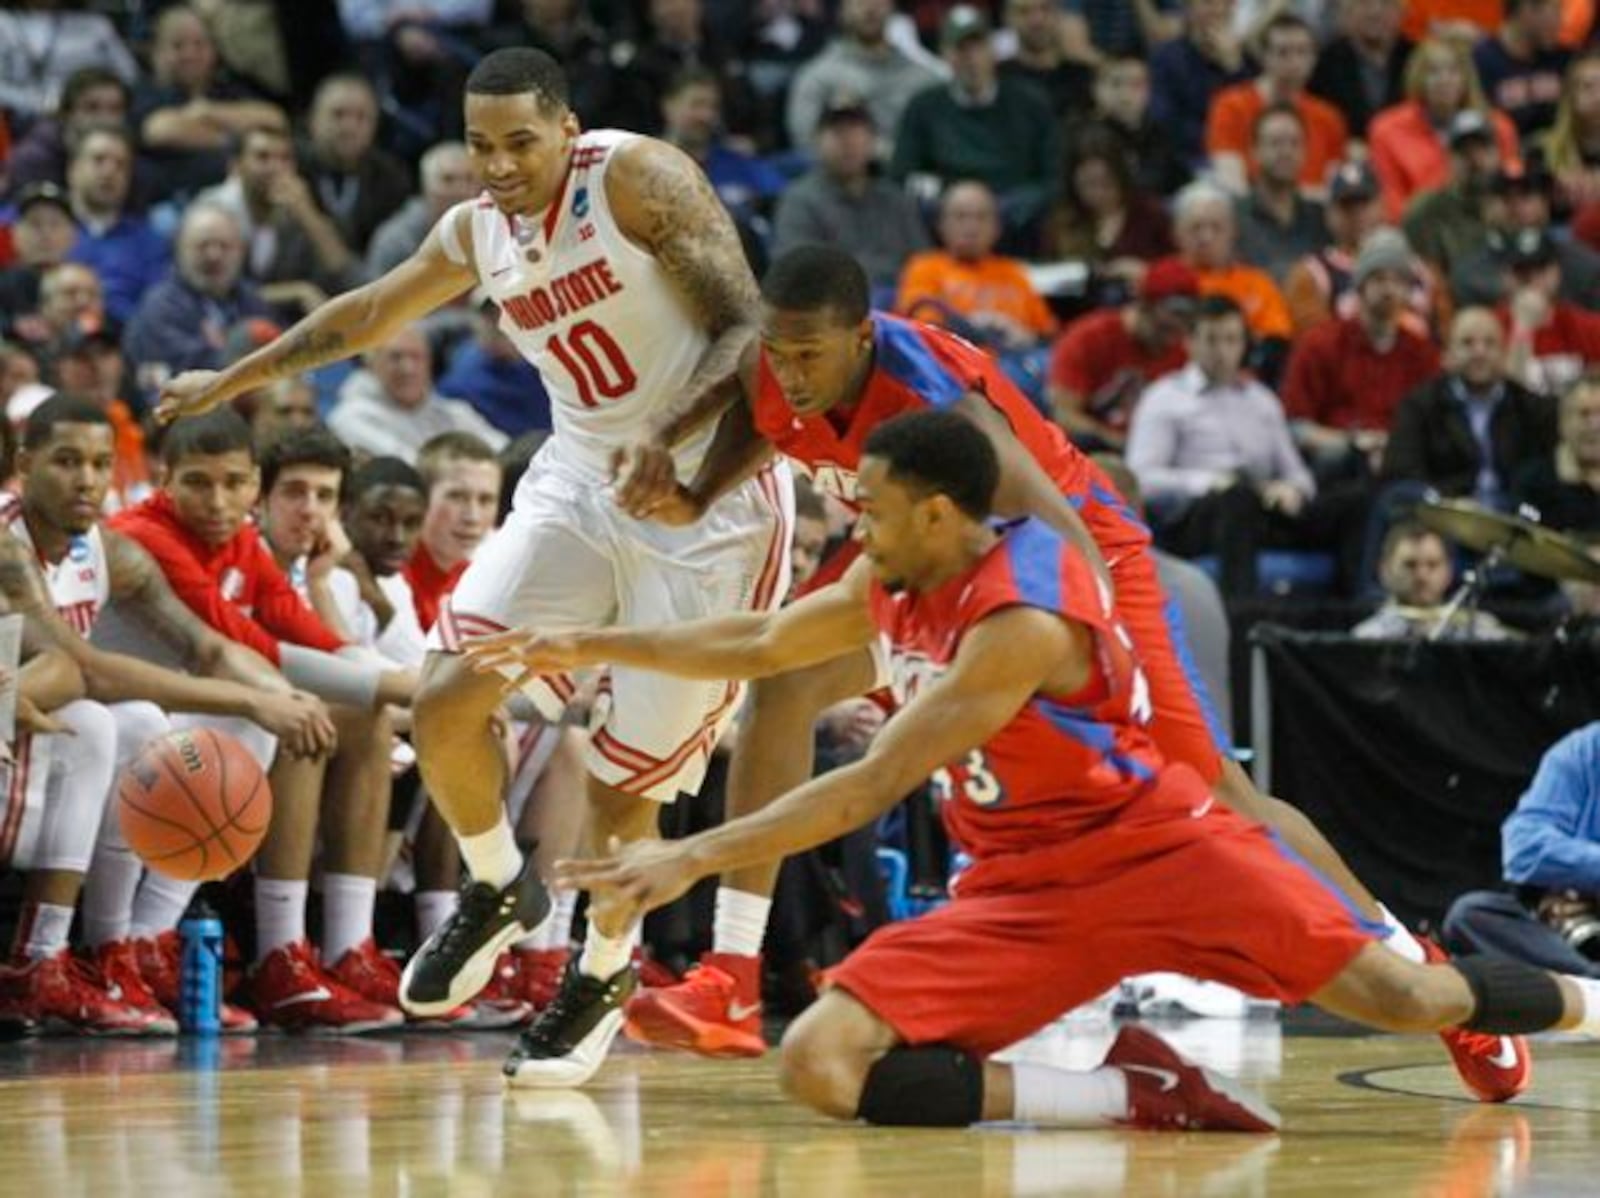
left=607, top=137, right=762, bottom=434
left=155, top=208, right=481, bottom=422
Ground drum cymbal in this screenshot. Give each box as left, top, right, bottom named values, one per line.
left=1416, top=498, right=1600, bottom=583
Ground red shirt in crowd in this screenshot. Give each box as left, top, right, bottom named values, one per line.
left=109, top=491, right=344, bottom=664
left=1049, top=308, right=1188, bottom=434
left=1281, top=316, right=1441, bottom=430
left=1498, top=302, right=1600, bottom=396
left=404, top=543, right=467, bottom=633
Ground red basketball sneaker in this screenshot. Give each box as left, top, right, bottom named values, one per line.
left=135, top=930, right=259, bottom=1033
left=513, top=947, right=570, bottom=1011
left=1108, top=1025, right=1281, bottom=1133
left=327, top=939, right=402, bottom=1008
left=1420, top=938, right=1532, bottom=1102
left=624, top=952, right=765, bottom=1058
left=93, top=940, right=178, bottom=1035
left=249, top=941, right=403, bottom=1034
left=456, top=953, right=534, bottom=1030
left=0, top=949, right=173, bottom=1036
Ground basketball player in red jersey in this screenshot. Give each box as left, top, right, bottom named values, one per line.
left=477, top=412, right=1600, bottom=1130
left=154, top=48, right=792, bottom=1085
left=603, top=244, right=1524, bottom=1099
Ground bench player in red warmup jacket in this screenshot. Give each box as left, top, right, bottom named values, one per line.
left=603, top=244, right=1525, bottom=1102
left=474, top=411, right=1600, bottom=1127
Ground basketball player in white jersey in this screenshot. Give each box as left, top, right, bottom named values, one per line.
left=156, top=47, right=792, bottom=1084
left=1, top=396, right=340, bottom=1032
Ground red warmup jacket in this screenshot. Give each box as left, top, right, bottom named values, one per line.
left=109, top=491, right=344, bottom=664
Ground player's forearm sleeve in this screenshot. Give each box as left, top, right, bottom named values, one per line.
left=279, top=643, right=381, bottom=709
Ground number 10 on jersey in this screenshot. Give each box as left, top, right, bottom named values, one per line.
left=546, top=320, right=638, bottom=407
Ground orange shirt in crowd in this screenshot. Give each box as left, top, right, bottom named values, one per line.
left=1401, top=0, right=1503, bottom=41
left=1368, top=100, right=1521, bottom=220
left=895, top=252, right=1057, bottom=339
left=1204, top=85, right=1350, bottom=189
left=1196, top=263, right=1294, bottom=340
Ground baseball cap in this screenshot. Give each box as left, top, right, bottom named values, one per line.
left=1328, top=160, right=1378, bottom=204
left=1490, top=226, right=1558, bottom=270
left=1140, top=257, right=1200, bottom=305
left=941, top=4, right=991, bottom=49
left=15, top=182, right=71, bottom=218
left=817, top=93, right=874, bottom=129
left=1448, top=109, right=1494, bottom=149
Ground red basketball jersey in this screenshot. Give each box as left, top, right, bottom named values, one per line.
left=753, top=314, right=1150, bottom=559
left=868, top=519, right=1170, bottom=860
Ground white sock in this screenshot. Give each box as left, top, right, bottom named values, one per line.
left=578, top=924, right=639, bottom=981
left=712, top=888, right=772, bottom=959
left=459, top=818, right=522, bottom=889
left=1010, top=1062, right=1129, bottom=1127
left=82, top=845, right=142, bottom=947
left=129, top=873, right=200, bottom=938
left=21, top=903, right=75, bottom=962
left=1380, top=905, right=1427, bottom=964
left=1567, top=975, right=1600, bottom=1036
left=416, top=890, right=458, bottom=942
left=516, top=889, right=576, bottom=951
left=255, top=877, right=309, bottom=962
left=321, top=872, right=376, bottom=965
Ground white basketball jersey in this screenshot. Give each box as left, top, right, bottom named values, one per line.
left=443, top=130, right=714, bottom=481
left=0, top=494, right=109, bottom=634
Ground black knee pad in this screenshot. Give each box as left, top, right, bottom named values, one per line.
left=1455, top=954, right=1565, bottom=1034
left=856, top=1046, right=984, bottom=1127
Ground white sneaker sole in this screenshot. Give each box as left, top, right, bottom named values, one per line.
left=503, top=1007, right=625, bottom=1089
left=399, top=920, right=527, bottom=1018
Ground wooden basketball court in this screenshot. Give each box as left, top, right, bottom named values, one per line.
left=0, top=1014, right=1593, bottom=1196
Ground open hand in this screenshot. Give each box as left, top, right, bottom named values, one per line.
left=156, top=369, right=230, bottom=424
left=462, top=627, right=592, bottom=691
left=610, top=444, right=704, bottom=524
left=553, top=836, right=699, bottom=926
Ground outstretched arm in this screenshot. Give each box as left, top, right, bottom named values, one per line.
left=464, top=557, right=876, bottom=688
left=554, top=606, right=1077, bottom=921
left=608, top=137, right=762, bottom=433
left=156, top=213, right=479, bottom=421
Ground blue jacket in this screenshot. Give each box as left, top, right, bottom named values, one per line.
left=436, top=342, right=551, bottom=438
left=69, top=215, right=171, bottom=324
left=122, top=275, right=272, bottom=403
left=1503, top=723, right=1600, bottom=892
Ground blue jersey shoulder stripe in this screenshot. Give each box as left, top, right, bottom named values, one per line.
left=1001, top=520, right=1063, bottom=615
left=873, top=314, right=968, bottom=409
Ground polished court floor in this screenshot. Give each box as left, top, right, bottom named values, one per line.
left=0, top=1014, right=1595, bottom=1197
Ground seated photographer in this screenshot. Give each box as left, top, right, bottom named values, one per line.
left=1443, top=722, right=1600, bottom=978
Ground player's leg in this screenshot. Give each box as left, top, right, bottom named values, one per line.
left=246, top=724, right=400, bottom=1032
left=320, top=705, right=404, bottom=1011
left=626, top=647, right=879, bottom=1056
left=508, top=725, right=587, bottom=1011
left=0, top=701, right=171, bottom=1035
left=400, top=487, right=613, bottom=1016
left=506, top=467, right=793, bottom=1086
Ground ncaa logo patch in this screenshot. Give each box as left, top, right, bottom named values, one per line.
left=68, top=536, right=90, bottom=562
left=572, top=187, right=590, bottom=218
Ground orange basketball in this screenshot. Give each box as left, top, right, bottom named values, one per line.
left=117, top=729, right=272, bottom=882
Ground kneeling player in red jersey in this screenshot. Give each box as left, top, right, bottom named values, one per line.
left=600, top=245, right=1521, bottom=1102
left=469, top=412, right=1600, bottom=1124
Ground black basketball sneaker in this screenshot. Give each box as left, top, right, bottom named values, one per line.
left=399, top=856, right=551, bottom=1017
left=503, top=960, right=636, bottom=1087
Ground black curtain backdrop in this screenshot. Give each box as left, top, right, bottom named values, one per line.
left=1251, top=626, right=1600, bottom=928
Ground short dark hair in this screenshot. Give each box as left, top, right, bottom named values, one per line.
left=345, top=455, right=426, bottom=508
left=67, top=120, right=134, bottom=162
left=1251, top=100, right=1305, bottom=143
left=259, top=425, right=351, bottom=496
left=23, top=395, right=111, bottom=450
left=162, top=409, right=256, bottom=468
left=232, top=122, right=291, bottom=159
left=762, top=246, right=871, bottom=326
left=60, top=66, right=129, bottom=117
left=466, top=48, right=569, bottom=112
left=1193, top=293, right=1246, bottom=327
left=861, top=410, right=998, bottom=521
left=1380, top=519, right=1447, bottom=562
left=1260, top=12, right=1315, bottom=48
left=417, top=431, right=501, bottom=490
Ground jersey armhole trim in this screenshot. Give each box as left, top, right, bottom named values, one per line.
left=438, top=205, right=472, bottom=267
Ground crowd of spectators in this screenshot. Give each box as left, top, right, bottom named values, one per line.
left=5, top=0, right=1600, bottom=1032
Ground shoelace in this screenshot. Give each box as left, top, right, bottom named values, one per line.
left=519, top=973, right=608, bottom=1052
left=432, top=882, right=505, bottom=967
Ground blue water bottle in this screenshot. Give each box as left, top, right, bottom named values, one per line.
left=178, top=900, right=224, bottom=1035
